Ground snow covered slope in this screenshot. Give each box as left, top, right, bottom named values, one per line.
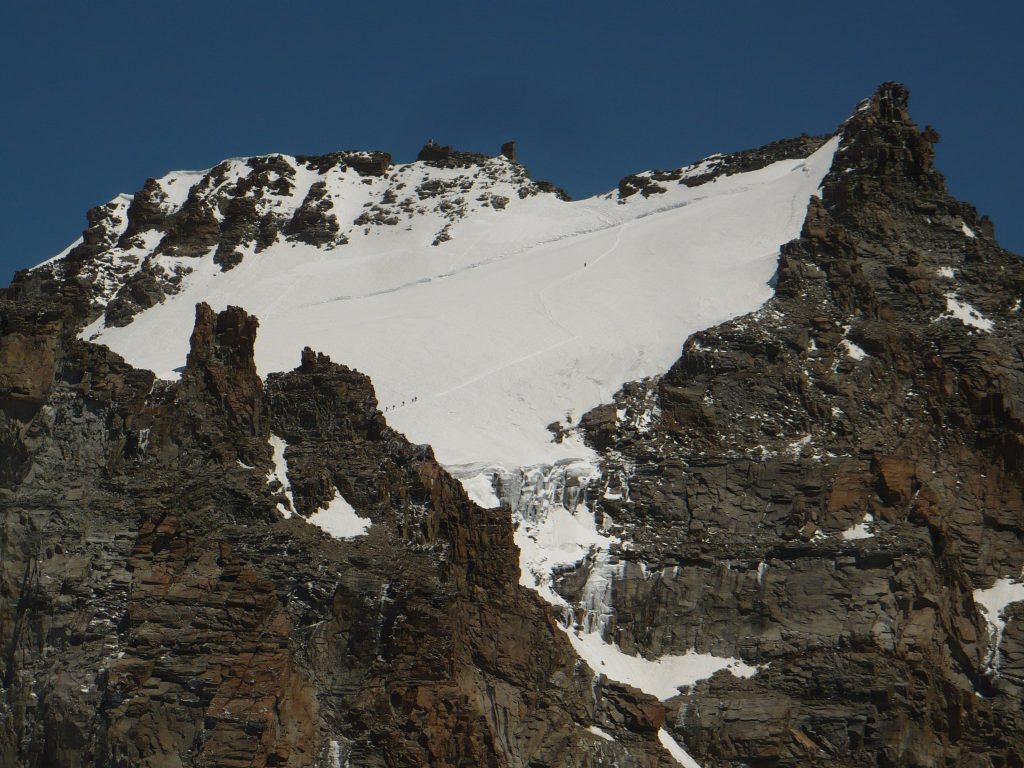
left=73, top=137, right=839, bottom=470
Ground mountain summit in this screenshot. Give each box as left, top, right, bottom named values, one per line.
left=3, top=83, right=1024, bottom=767
left=30, top=118, right=837, bottom=470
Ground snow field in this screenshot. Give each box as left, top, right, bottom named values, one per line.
left=82, top=138, right=839, bottom=469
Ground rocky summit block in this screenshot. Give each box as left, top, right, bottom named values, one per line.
left=574, top=82, right=1024, bottom=766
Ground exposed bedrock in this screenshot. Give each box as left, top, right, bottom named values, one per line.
left=0, top=299, right=679, bottom=766
left=577, top=82, right=1024, bottom=765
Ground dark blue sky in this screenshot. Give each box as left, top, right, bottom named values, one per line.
left=2, top=2, right=1020, bottom=282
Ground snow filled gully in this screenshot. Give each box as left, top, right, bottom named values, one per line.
left=450, top=460, right=760, bottom=767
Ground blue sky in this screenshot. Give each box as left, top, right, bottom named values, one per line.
left=2, top=2, right=1020, bottom=281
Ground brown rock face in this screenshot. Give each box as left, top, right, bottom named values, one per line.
left=0, top=298, right=676, bottom=766
left=106, top=514, right=319, bottom=768
left=572, top=82, right=1024, bottom=765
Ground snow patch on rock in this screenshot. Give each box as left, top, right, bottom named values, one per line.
left=840, top=324, right=867, bottom=361
left=975, top=576, right=1024, bottom=671
left=308, top=491, right=371, bottom=540
left=841, top=513, right=874, bottom=540
left=939, top=293, right=993, bottom=332
left=658, top=728, right=703, bottom=768
left=267, top=434, right=295, bottom=518
left=469, top=459, right=762, bottom=704
left=566, top=630, right=759, bottom=701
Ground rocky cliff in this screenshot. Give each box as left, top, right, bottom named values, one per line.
left=22, top=144, right=563, bottom=331
left=2, top=83, right=1023, bottom=767
left=575, top=83, right=1024, bottom=765
left=0, top=292, right=688, bottom=766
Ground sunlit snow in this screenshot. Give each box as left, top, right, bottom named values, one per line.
left=267, top=434, right=295, bottom=518
left=457, top=469, right=501, bottom=509
left=840, top=339, right=867, bottom=361
left=659, top=728, right=703, bottom=768
left=308, top=491, right=371, bottom=539
left=974, top=575, right=1024, bottom=671
left=841, top=513, right=874, bottom=540
left=79, top=138, right=839, bottom=470
left=839, top=324, right=867, bottom=361
left=939, top=293, right=993, bottom=332
left=566, top=629, right=759, bottom=701
left=268, top=435, right=369, bottom=538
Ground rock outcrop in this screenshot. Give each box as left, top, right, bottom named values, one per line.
left=24, top=146, right=567, bottom=332
left=0, top=295, right=678, bottom=766
left=617, top=133, right=830, bottom=199
left=574, top=82, right=1024, bottom=765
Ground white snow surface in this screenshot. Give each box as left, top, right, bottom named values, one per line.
left=839, top=324, right=867, bottom=361
left=458, top=470, right=501, bottom=509
left=566, top=629, right=759, bottom=701
left=940, top=293, right=993, bottom=332
left=840, top=339, right=867, bottom=361
left=308, top=491, right=371, bottom=540
left=587, top=725, right=614, bottom=742
left=267, top=435, right=295, bottom=518
left=501, top=459, right=609, bottom=604
left=975, top=577, right=1024, bottom=631
left=659, top=728, right=703, bottom=768
left=327, top=740, right=342, bottom=768
left=974, top=576, right=1024, bottom=670
left=841, top=513, right=874, bottom=540
left=77, top=137, right=839, bottom=469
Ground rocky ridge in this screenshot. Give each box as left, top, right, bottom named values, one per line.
left=28, top=144, right=564, bottom=330
left=616, top=133, right=830, bottom=200
left=570, top=83, right=1024, bottom=765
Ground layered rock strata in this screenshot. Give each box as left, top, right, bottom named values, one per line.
left=575, top=83, right=1024, bottom=766
left=0, top=299, right=678, bottom=766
